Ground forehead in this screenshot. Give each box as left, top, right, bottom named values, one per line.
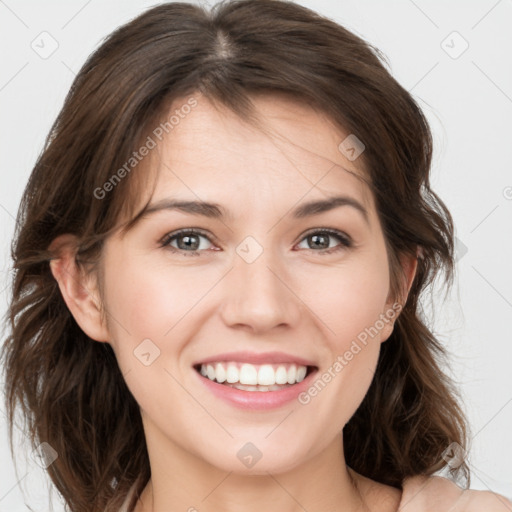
left=128, top=93, right=375, bottom=224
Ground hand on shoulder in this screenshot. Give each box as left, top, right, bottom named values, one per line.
left=399, top=474, right=512, bottom=511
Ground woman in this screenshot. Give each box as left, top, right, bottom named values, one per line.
left=2, top=1, right=511, bottom=511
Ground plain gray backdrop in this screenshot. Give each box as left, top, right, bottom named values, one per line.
left=1, top=0, right=511, bottom=510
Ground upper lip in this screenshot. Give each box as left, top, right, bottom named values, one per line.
left=192, top=351, right=317, bottom=367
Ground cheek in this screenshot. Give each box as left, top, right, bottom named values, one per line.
left=300, top=249, right=391, bottom=346
left=107, top=272, right=168, bottom=335
left=102, top=252, right=219, bottom=368
left=103, top=255, right=191, bottom=333
left=296, top=253, right=390, bottom=430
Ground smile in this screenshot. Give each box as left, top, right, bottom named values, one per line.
left=192, top=353, right=319, bottom=410
left=195, top=362, right=311, bottom=391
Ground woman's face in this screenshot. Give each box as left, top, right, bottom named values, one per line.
left=99, top=94, right=401, bottom=474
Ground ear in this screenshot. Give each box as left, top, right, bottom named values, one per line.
left=380, top=248, right=419, bottom=342
left=48, top=234, right=110, bottom=342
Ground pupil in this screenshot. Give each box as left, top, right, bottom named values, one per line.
left=179, top=234, right=199, bottom=250
left=311, top=233, right=328, bottom=249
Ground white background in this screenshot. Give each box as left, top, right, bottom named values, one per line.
left=1, top=0, right=511, bottom=510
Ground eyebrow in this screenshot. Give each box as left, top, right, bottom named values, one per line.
left=141, top=195, right=369, bottom=224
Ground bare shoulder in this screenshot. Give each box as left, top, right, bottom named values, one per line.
left=400, top=474, right=512, bottom=511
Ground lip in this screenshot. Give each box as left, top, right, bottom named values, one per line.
left=193, top=365, right=319, bottom=410
left=192, top=351, right=316, bottom=367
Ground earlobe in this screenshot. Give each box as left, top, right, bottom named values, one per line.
left=404, top=248, right=419, bottom=297
left=379, top=317, right=396, bottom=343
left=380, top=249, right=419, bottom=343
left=391, top=250, right=419, bottom=307
left=48, top=234, right=110, bottom=342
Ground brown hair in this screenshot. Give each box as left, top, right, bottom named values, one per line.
left=1, top=1, right=470, bottom=511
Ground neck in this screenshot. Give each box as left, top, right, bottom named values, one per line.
left=135, top=428, right=369, bottom=512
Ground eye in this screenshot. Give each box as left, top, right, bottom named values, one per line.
left=160, top=227, right=352, bottom=257
left=295, top=228, right=352, bottom=255
left=160, top=228, right=216, bottom=256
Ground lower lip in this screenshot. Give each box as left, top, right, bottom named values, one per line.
left=194, top=368, right=318, bottom=410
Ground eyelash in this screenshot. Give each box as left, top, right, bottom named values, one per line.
left=159, top=227, right=353, bottom=257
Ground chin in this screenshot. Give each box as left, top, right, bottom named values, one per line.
left=199, top=439, right=314, bottom=476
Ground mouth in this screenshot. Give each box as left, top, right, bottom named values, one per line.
left=193, top=361, right=318, bottom=392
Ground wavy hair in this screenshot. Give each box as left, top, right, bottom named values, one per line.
left=1, top=1, right=470, bottom=510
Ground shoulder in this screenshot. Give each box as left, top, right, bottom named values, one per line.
left=400, top=475, right=512, bottom=511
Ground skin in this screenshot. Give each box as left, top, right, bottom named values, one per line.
left=50, top=93, right=421, bottom=512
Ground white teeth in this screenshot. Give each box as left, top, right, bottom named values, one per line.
left=226, top=364, right=239, bottom=383
left=296, top=365, right=307, bottom=382
left=275, top=365, right=288, bottom=385
left=257, top=364, right=275, bottom=385
left=287, top=365, right=297, bottom=384
left=198, top=362, right=309, bottom=387
left=240, top=363, right=258, bottom=385
left=225, top=383, right=284, bottom=392
left=215, top=363, right=226, bottom=383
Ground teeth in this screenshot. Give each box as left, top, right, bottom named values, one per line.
left=215, top=363, right=226, bottom=383
left=257, top=364, right=274, bottom=385
left=296, top=366, right=307, bottom=382
left=240, top=363, right=258, bottom=385
left=224, top=383, right=286, bottom=392
left=275, top=366, right=288, bottom=384
left=198, top=362, right=309, bottom=387
left=226, top=365, right=239, bottom=383
left=287, top=365, right=296, bottom=384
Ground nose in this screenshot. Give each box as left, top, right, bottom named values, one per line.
left=219, top=246, right=302, bottom=334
